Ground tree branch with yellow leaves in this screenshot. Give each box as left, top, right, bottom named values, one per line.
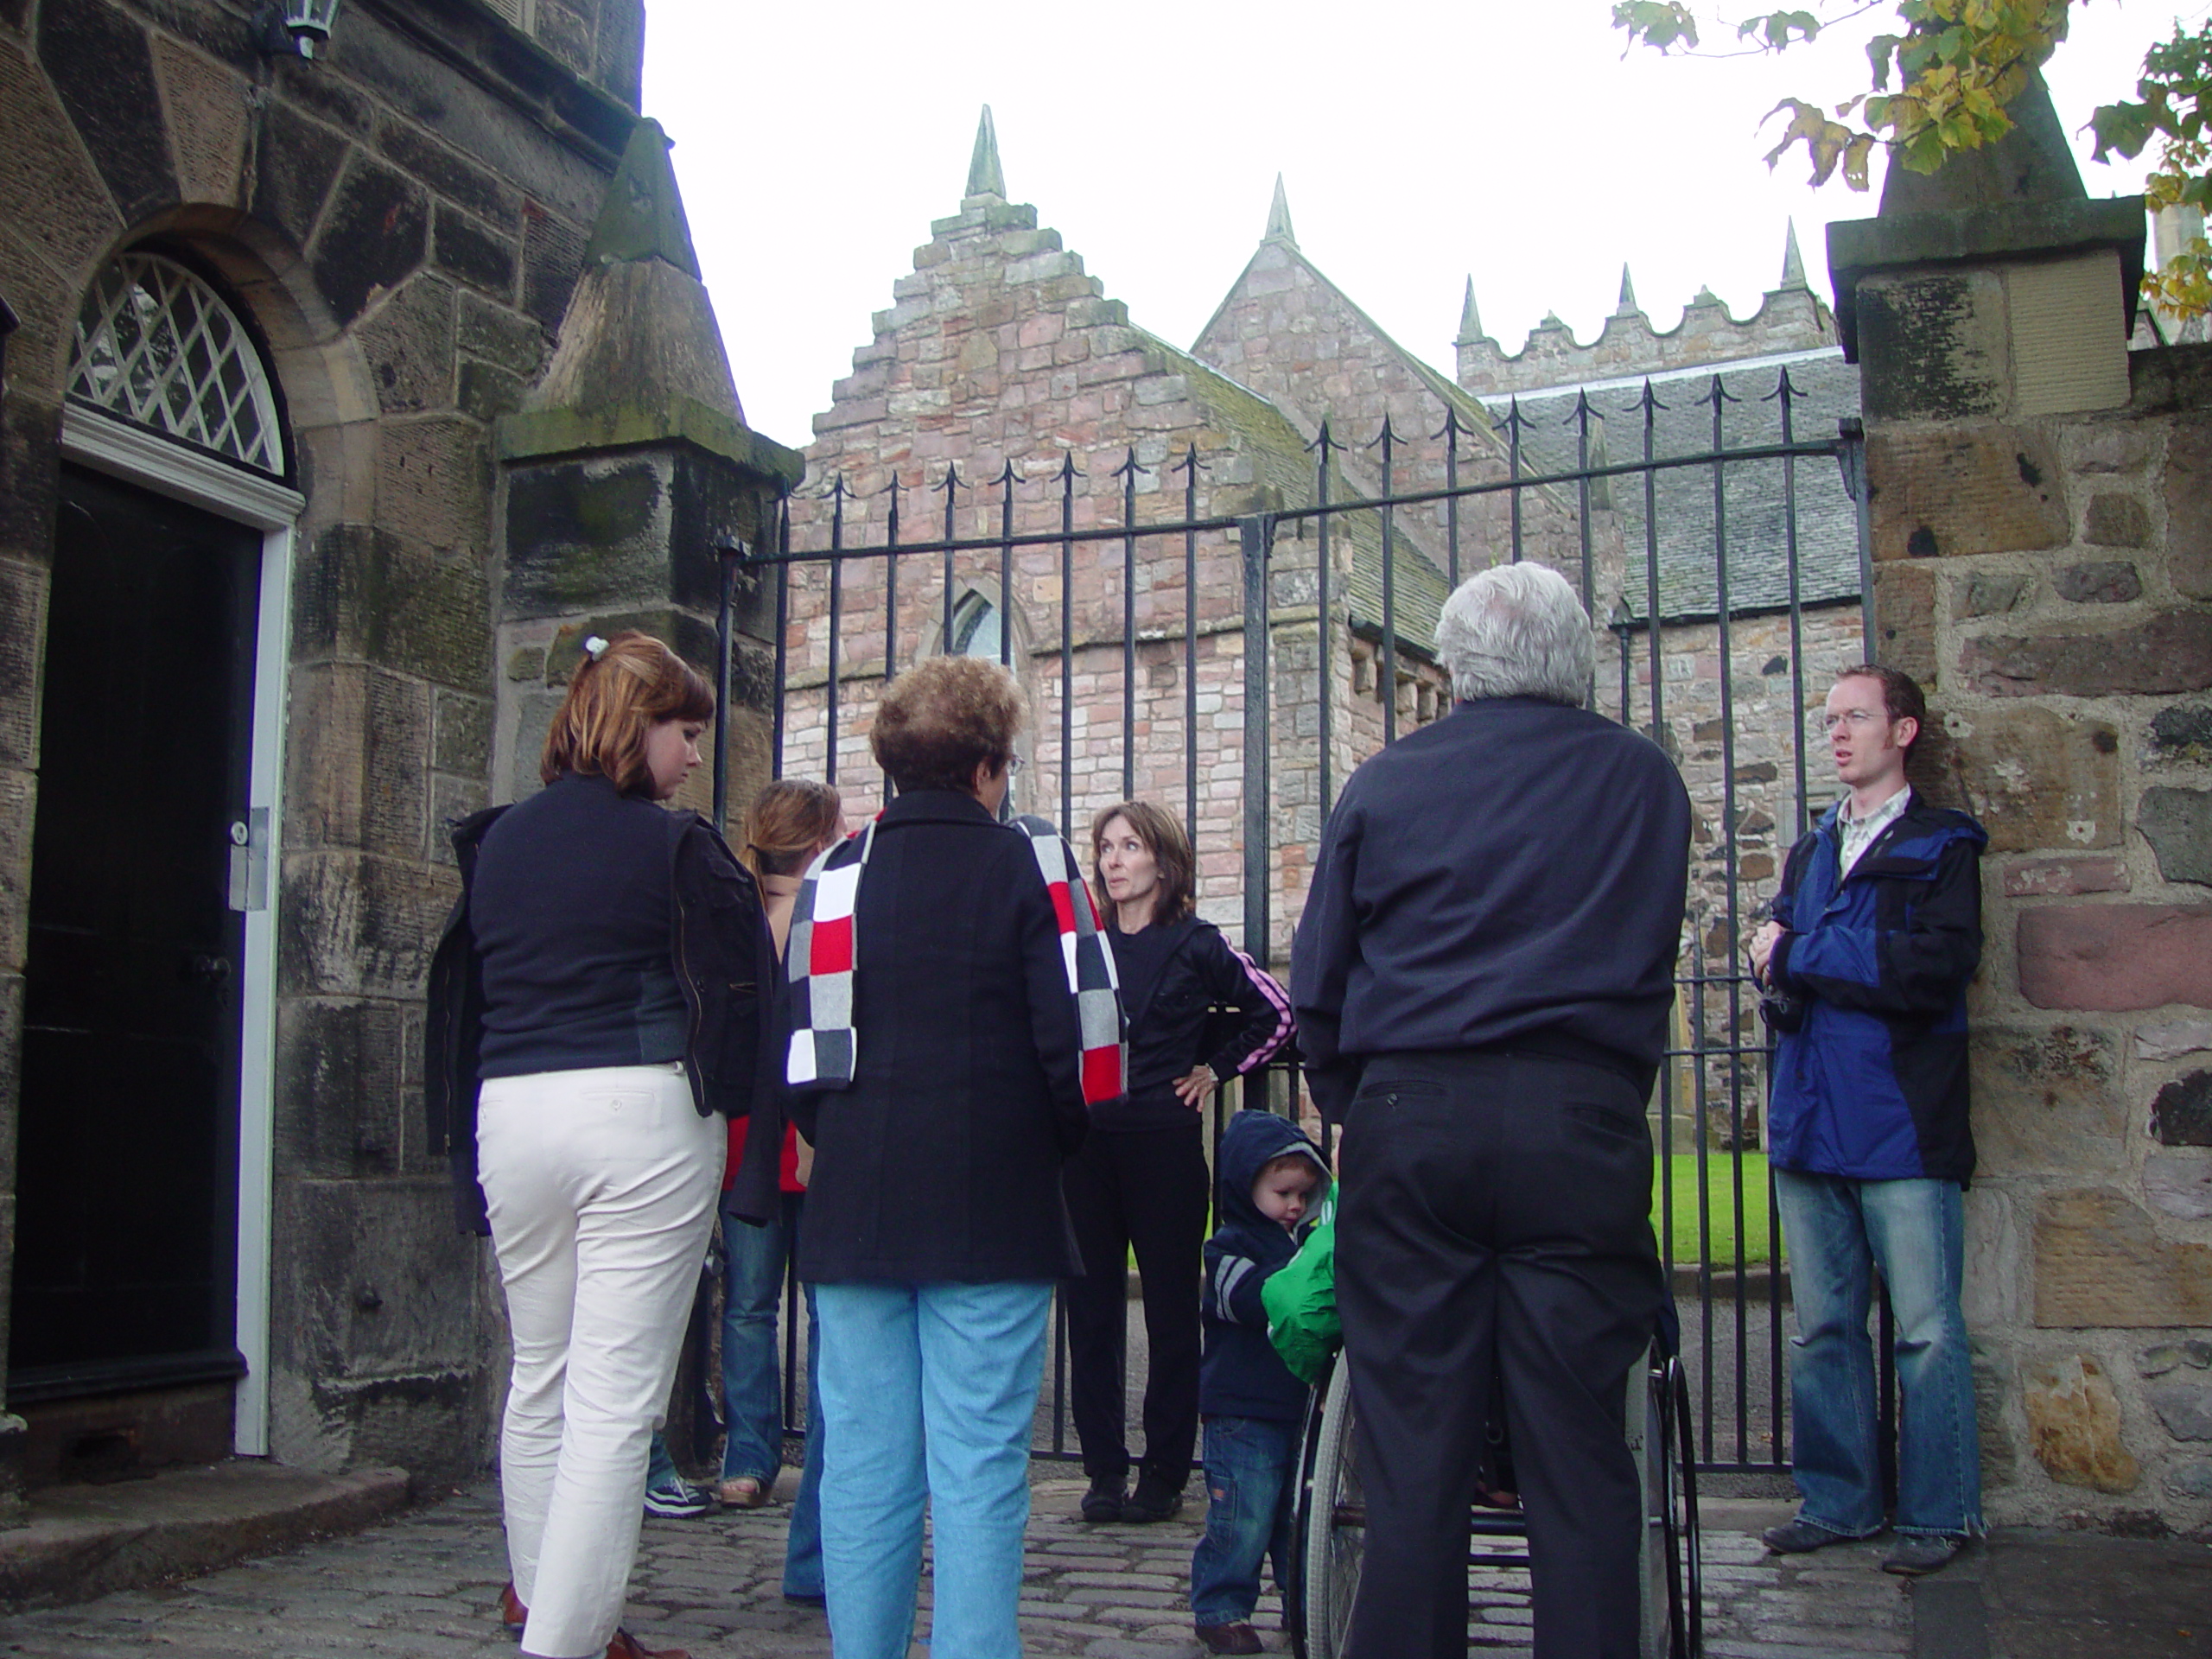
left=1613, top=1, right=2212, bottom=320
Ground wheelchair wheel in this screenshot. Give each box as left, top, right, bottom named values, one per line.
left=1640, top=1353, right=1702, bottom=1658
left=1295, top=1356, right=1362, bottom=1659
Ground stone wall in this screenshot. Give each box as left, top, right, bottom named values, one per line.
left=0, top=0, right=647, bottom=1485
left=1859, top=284, right=2212, bottom=1527
left=1459, top=256, right=1836, bottom=401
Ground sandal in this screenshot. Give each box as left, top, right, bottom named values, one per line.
left=717, top=1476, right=770, bottom=1510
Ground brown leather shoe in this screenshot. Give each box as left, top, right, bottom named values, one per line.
left=606, top=1631, right=689, bottom=1659
left=498, top=1582, right=527, bottom=1641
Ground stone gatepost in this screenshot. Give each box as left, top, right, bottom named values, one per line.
left=493, top=118, right=804, bottom=814
left=1829, top=79, right=2212, bottom=1530
left=491, top=119, right=803, bottom=1467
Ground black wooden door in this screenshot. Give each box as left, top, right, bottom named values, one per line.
left=10, top=467, right=258, bottom=1397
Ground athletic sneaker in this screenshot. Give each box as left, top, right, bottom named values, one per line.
left=643, top=1472, right=717, bottom=1518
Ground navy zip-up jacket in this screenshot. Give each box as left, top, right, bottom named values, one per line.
left=1767, top=792, right=1987, bottom=1185
left=1200, top=1109, right=1331, bottom=1424
left=1096, top=916, right=1294, bottom=1134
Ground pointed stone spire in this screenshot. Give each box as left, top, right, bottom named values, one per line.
left=1779, top=219, right=1808, bottom=289
left=1264, top=174, right=1296, bottom=246
left=582, top=118, right=702, bottom=280
left=1615, top=263, right=1640, bottom=315
left=965, top=105, right=1007, bottom=200
left=1456, top=276, right=1487, bottom=345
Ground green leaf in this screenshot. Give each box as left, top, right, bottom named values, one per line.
left=1612, top=0, right=1699, bottom=53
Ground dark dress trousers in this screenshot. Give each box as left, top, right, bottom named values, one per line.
left=1291, top=695, right=1691, bottom=1659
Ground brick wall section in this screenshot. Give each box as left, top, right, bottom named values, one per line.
left=0, top=0, right=632, bottom=1479
left=1866, top=339, right=2212, bottom=1526
left=1190, top=238, right=1596, bottom=607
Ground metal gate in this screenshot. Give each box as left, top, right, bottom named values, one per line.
left=715, top=359, right=1878, bottom=1481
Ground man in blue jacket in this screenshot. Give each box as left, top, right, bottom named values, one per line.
left=1294, top=563, right=1690, bottom=1659
left=1751, top=664, right=1987, bottom=1578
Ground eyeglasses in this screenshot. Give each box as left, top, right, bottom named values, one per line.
left=1006, top=754, right=1024, bottom=775
left=1820, top=709, right=1888, bottom=734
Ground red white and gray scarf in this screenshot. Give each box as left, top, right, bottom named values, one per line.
left=785, top=813, right=1127, bottom=1104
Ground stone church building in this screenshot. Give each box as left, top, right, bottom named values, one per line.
left=0, top=0, right=798, bottom=1508
left=775, top=114, right=1874, bottom=1052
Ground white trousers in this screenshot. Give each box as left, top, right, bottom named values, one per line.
left=478, top=1063, right=723, bottom=1659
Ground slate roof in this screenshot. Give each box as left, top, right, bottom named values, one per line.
left=1478, top=349, right=1864, bottom=623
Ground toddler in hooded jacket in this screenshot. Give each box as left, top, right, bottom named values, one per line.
left=1189, top=1109, right=1332, bottom=1655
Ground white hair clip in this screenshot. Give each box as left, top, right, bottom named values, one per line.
left=583, top=635, right=610, bottom=661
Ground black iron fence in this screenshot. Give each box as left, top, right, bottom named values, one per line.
left=709, top=364, right=1880, bottom=1481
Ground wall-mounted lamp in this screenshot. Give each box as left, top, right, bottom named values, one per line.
left=255, top=0, right=340, bottom=60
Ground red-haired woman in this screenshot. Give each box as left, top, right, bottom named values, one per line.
left=1068, top=800, right=1295, bottom=1524
left=426, top=631, right=776, bottom=1659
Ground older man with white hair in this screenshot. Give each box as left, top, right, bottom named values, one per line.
left=1292, top=563, right=1691, bottom=1659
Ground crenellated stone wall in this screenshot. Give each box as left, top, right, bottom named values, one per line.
left=1458, top=257, right=1837, bottom=402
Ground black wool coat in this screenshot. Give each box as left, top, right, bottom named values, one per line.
left=789, top=790, right=1095, bottom=1285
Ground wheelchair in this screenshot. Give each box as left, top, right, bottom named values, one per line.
left=1289, top=1340, right=1702, bottom=1659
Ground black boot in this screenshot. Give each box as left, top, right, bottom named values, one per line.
left=1080, top=1474, right=1127, bottom=1522
left=1121, top=1469, right=1185, bottom=1522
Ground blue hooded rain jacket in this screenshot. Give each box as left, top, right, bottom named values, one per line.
left=1766, top=793, right=1987, bottom=1185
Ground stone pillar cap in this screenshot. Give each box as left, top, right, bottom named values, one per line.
left=1827, top=196, right=2146, bottom=362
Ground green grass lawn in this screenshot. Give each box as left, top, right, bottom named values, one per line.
left=1655, top=1152, right=1782, bottom=1269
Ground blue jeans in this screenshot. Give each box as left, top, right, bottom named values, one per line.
left=720, top=1192, right=799, bottom=1484
left=1190, top=1414, right=1299, bottom=1628
left=1774, top=1170, right=1983, bottom=1540
left=645, top=1430, right=680, bottom=1491
left=782, top=1281, right=824, bottom=1599
left=813, top=1281, right=1051, bottom=1659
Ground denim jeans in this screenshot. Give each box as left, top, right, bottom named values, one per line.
left=720, top=1192, right=799, bottom=1483
left=781, top=1281, right=824, bottom=1599
left=813, top=1281, right=1051, bottom=1659
left=1773, top=1169, right=1983, bottom=1540
left=1190, top=1414, right=1300, bottom=1628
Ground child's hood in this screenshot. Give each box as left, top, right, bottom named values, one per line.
left=1216, top=1107, right=1331, bottom=1230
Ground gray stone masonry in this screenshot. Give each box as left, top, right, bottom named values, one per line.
left=1838, top=69, right=2212, bottom=1536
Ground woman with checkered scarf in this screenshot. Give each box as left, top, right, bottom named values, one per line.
left=783, top=656, right=1123, bottom=1659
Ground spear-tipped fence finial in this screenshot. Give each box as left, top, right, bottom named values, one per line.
left=966, top=105, right=1007, bottom=200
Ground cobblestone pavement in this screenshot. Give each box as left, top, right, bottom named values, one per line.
left=0, top=1465, right=1935, bottom=1659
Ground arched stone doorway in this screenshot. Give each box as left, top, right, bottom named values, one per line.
left=11, top=247, right=301, bottom=1482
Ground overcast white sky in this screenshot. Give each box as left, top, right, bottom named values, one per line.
left=642, top=2, right=2181, bottom=451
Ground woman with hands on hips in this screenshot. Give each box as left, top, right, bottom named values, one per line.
left=1065, top=800, right=1295, bottom=1525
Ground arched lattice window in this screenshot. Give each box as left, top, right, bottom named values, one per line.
left=949, top=590, right=1002, bottom=662
left=68, top=252, right=284, bottom=476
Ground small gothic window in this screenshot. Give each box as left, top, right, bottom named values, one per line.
left=949, top=590, right=1003, bottom=662
left=68, top=251, right=284, bottom=476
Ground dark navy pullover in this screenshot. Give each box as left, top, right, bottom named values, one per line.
left=471, top=772, right=689, bottom=1079
left=1291, top=696, right=1691, bottom=1120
